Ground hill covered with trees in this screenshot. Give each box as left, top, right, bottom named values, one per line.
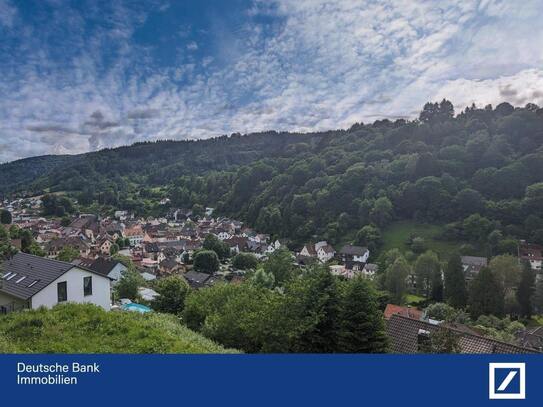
left=2, top=100, right=543, bottom=255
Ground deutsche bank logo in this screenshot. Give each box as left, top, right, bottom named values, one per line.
left=489, top=363, right=526, bottom=400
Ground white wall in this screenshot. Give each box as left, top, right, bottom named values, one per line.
left=108, top=263, right=127, bottom=284
left=31, top=267, right=111, bottom=310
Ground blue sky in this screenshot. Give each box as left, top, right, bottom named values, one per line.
left=1, top=0, right=542, bottom=162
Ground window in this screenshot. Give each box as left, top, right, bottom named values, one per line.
left=83, top=276, right=92, bottom=296
left=2, top=272, right=13, bottom=279
left=15, top=276, right=26, bottom=284
left=6, top=273, right=17, bottom=280
left=57, top=281, right=67, bottom=302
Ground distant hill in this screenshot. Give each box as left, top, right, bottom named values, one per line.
left=0, top=303, right=237, bottom=353
left=0, top=131, right=316, bottom=196
left=1, top=101, right=543, bottom=253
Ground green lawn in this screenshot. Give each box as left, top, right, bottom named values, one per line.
left=405, top=294, right=426, bottom=306
left=381, top=221, right=461, bottom=261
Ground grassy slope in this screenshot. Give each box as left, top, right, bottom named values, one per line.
left=0, top=303, right=238, bottom=354
left=381, top=220, right=461, bottom=261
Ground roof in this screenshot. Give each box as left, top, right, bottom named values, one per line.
left=302, top=245, right=317, bottom=256
left=183, top=270, right=211, bottom=287
left=340, top=245, right=368, bottom=256
left=45, top=236, right=91, bottom=251
left=384, top=304, right=423, bottom=320
left=520, top=243, right=543, bottom=260
left=160, top=257, right=178, bottom=269
left=386, top=314, right=539, bottom=354
left=75, top=257, right=124, bottom=277
left=124, top=226, right=144, bottom=237
left=0, top=252, right=107, bottom=300
left=364, top=263, right=378, bottom=272
left=461, top=256, right=488, bottom=266
left=318, top=245, right=335, bottom=254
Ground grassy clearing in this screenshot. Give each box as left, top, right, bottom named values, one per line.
left=405, top=294, right=426, bottom=306
left=381, top=221, right=461, bottom=260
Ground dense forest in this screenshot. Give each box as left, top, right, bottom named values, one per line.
left=1, top=100, right=543, bottom=255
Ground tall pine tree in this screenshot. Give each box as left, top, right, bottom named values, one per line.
left=444, top=254, right=467, bottom=308
left=469, top=267, right=504, bottom=319
left=338, top=276, right=388, bottom=353
left=517, top=260, right=535, bottom=318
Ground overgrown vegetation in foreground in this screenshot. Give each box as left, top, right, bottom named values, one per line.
left=0, top=303, right=237, bottom=354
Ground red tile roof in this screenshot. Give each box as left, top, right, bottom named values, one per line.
left=384, top=304, right=423, bottom=320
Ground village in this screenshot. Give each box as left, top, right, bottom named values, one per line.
left=0, top=196, right=380, bottom=305
left=1, top=195, right=543, bottom=354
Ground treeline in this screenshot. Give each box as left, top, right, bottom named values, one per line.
left=165, top=101, right=543, bottom=250
left=117, top=249, right=389, bottom=353
left=2, top=101, right=543, bottom=253
left=381, top=249, right=543, bottom=320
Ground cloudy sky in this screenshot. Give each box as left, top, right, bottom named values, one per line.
left=1, top=0, right=542, bottom=162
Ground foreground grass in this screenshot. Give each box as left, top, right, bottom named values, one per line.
left=381, top=221, right=461, bottom=260
left=0, top=303, right=238, bottom=354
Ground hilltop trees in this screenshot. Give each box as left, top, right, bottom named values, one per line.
left=2, top=101, right=542, bottom=253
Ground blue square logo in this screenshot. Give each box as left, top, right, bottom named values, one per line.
left=489, top=363, right=526, bottom=400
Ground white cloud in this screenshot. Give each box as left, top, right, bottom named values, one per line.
left=0, top=0, right=16, bottom=28
left=0, top=0, right=542, bottom=163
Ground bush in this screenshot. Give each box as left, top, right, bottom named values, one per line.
left=232, top=253, right=259, bottom=270
left=151, top=275, right=190, bottom=315
left=193, top=250, right=220, bottom=274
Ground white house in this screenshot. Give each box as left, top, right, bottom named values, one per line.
left=265, top=240, right=282, bottom=255
left=317, top=244, right=336, bottom=263
left=216, top=231, right=232, bottom=240
left=124, top=226, right=144, bottom=247
left=0, top=252, right=111, bottom=313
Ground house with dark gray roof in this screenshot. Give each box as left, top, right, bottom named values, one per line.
left=183, top=270, right=212, bottom=289
left=72, top=257, right=127, bottom=284
left=387, top=314, right=539, bottom=354
left=339, top=245, right=369, bottom=270
left=461, top=256, right=487, bottom=280
left=0, top=252, right=111, bottom=314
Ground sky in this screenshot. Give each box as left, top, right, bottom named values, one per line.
left=1, top=0, right=542, bottom=163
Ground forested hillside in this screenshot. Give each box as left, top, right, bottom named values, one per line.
left=0, top=132, right=316, bottom=195
left=2, top=101, right=543, bottom=254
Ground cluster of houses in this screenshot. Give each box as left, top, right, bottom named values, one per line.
left=0, top=193, right=386, bottom=314
left=296, top=241, right=378, bottom=278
